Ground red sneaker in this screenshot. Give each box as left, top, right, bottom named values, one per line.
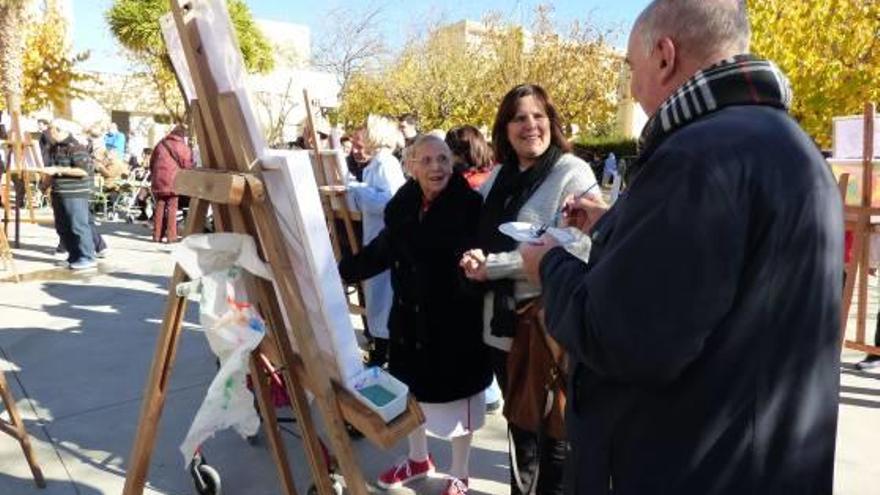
left=376, top=455, right=435, bottom=489
left=442, top=477, right=469, bottom=495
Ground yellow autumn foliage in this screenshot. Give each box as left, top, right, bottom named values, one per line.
left=17, top=0, right=89, bottom=114
left=749, top=0, right=880, bottom=147
left=339, top=7, right=622, bottom=137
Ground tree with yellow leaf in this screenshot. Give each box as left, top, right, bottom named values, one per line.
left=749, top=0, right=880, bottom=147
left=0, top=0, right=87, bottom=116
left=21, top=0, right=90, bottom=114
left=339, top=5, right=622, bottom=136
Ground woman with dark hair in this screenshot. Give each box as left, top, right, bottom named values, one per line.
left=460, top=84, right=597, bottom=495
left=445, top=125, right=496, bottom=189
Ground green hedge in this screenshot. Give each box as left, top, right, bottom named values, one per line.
left=572, top=136, right=639, bottom=161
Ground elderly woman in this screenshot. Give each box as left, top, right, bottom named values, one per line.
left=347, top=115, right=407, bottom=366
left=340, top=135, right=491, bottom=495
left=460, top=84, right=597, bottom=495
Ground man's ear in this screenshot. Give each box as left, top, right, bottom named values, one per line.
left=655, top=37, right=677, bottom=85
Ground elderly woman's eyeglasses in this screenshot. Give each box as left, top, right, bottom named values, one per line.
left=413, top=154, right=451, bottom=167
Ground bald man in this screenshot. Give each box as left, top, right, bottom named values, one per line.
left=520, top=1, right=841, bottom=493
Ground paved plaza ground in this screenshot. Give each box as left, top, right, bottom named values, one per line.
left=0, top=216, right=878, bottom=494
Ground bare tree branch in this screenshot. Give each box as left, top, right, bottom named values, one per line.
left=313, top=2, right=387, bottom=94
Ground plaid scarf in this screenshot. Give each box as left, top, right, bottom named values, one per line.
left=636, top=54, right=793, bottom=167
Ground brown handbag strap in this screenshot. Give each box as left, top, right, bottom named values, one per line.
left=509, top=298, right=566, bottom=494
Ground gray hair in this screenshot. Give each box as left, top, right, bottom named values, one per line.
left=635, top=0, right=751, bottom=63
left=411, top=134, right=451, bottom=158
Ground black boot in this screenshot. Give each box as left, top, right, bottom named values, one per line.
left=856, top=354, right=880, bottom=371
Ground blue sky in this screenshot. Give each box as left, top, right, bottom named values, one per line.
left=72, top=0, right=648, bottom=73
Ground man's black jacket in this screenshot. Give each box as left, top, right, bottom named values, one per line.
left=541, top=105, right=843, bottom=494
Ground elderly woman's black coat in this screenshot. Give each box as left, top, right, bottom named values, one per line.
left=339, top=174, right=491, bottom=403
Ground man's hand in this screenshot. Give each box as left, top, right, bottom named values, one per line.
left=520, top=235, right=561, bottom=286
left=562, top=193, right=609, bottom=233
left=460, top=248, right=488, bottom=282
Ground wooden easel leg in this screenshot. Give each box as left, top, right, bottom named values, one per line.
left=842, top=237, right=861, bottom=339
left=249, top=283, right=335, bottom=495
left=0, top=370, right=46, bottom=488
left=248, top=347, right=299, bottom=495
left=856, top=229, right=870, bottom=344
left=123, top=200, right=207, bottom=495
left=3, top=167, right=10, bottom=238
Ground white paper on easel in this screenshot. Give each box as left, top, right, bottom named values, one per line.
left=189, top=0, right=267, bottom=153
left=160, top=13, right=196, bottom=103
left=261, top=150, right=364, bottom=386
left=24, top=141, right=43, bottom=170
left=833, top=116, right=880, bottom=159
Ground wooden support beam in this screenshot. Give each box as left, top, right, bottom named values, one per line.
left=844, top=340, right=880, bottom=356
left=172, top=168, right=263, bottom=206
left=855, top=103, right=876, bottom=345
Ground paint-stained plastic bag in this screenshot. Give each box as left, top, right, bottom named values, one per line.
left=173, top=234, right=272, bottom=465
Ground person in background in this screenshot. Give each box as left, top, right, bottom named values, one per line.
left=399, top=113, right=420, bottom=149
left=346, top=127, right=369, bottom=182
left=104, top=122, right=126, bottom=161
left=88, top=126, right=127, bottom=208
left=78, top=126, right=113, bottom=257
left=445, top=125, right=496, bottom=190
left=347, top=115, right=406, bottom=368
left=444, top=125, right=502, bottom=411
left=394, top=113, right=420, bottom=162
left=460, top=83, right=597, bottom=495
left=37, top=118, right=52, bottom=167
left=520, top=1, right=842, bottom=493
left=149, top=124, right=193, bottom=243
left=44, top=119, right=97, bottom=271
left=127, top=129, right=146, bottom=169
left=602, top=151, right=617, bottom=186
left=340, top=135, right=490, bottom=495
left=340, top=135, right=353, bottom=156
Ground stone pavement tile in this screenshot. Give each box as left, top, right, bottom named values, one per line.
left=836, top=350, right=880, bottom=495
left=0, top=367, right=89, bottom=495
left=42, top=386, right=206, bottom=495
left=1, top=280, right=214, bottom=422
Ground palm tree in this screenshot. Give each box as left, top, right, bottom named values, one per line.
left=0, top=0, right=29, bottom=224
left=0, top=0, right=29, bottom=140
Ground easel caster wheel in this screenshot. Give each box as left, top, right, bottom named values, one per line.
left=190, top=454, right=222, bottom=495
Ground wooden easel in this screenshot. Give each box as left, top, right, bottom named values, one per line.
left=0, top=369, right=45, bottom=488
left=123, top=2, right=423, bottom=495
left=2, top=119, right=37, bottom=247
left=841, top=102, right=879, bottom=357
left=302, top=91, right=366, bottom=318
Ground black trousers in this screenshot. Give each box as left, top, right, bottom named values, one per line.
left=492, top=347, right=567, bottom=495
